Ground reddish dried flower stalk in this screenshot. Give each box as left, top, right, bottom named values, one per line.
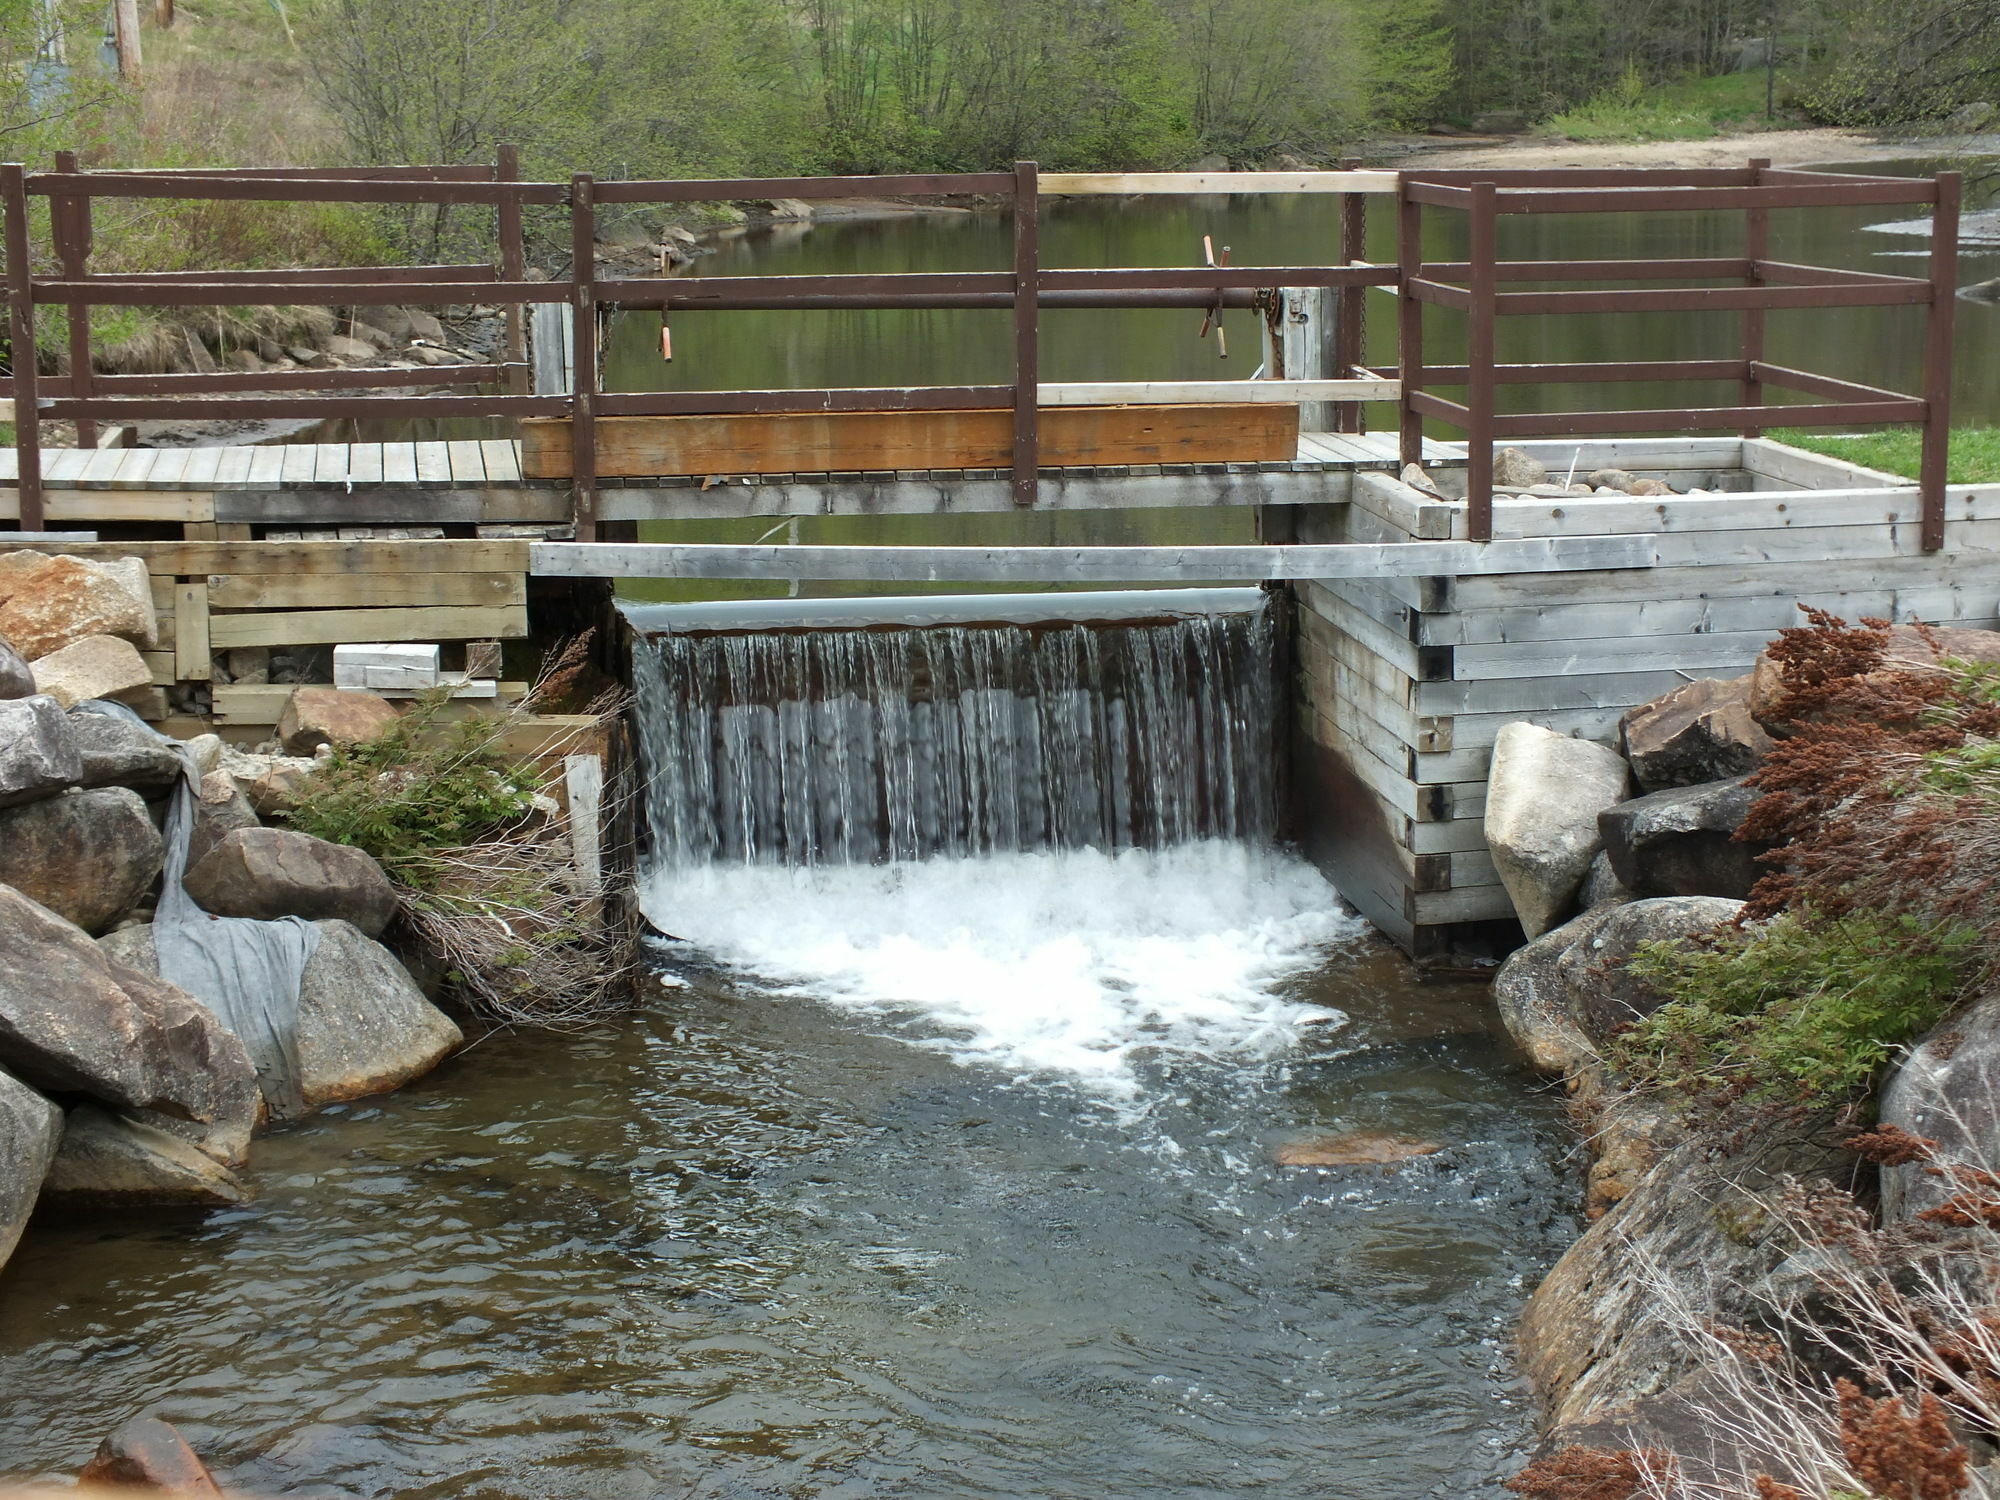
left=1836, top=1378, right=1971, bottom=1500
left=1503, top=1445, right=1674, bottom=1500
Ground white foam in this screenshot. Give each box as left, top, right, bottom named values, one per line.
left=643, top=842, right=1360, bottom=1093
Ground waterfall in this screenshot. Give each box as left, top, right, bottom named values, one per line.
left=629, top=591, right=1281, bottom=870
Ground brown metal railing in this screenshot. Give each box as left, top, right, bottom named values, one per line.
left=1395, top=164, right=1959, bottom=545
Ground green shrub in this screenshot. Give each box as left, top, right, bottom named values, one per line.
left=1606, top=910, right=1972, bottom=1112
left=284, top=691, right=544, bottom=890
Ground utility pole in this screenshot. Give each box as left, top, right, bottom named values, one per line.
left=112, top=0, right=142, bottom=81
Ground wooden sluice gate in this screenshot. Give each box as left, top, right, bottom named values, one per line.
left=0, top=159, right=1973, bottom=956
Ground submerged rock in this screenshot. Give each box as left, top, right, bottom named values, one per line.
left=1484, top=722, right=1631, bottom=938
left=0, top=694, right=82, bottom=808
left=78, top=1415, right=223, bottom=1495
left=0, top=786, right=164, bottom=933
left=0, top=1066, right=60, bottom=1273
left=1272, top=1132, right=1444, bottom=1167
left=43, top=1104, right=249, bottom=1208
left=0, top=885, right=258, bottom=1126
left=184, top=827, right=396, bottom=936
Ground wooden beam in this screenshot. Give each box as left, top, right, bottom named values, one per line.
left=1038, top=171, right=1398, bottom=195
left=206, top=571, right=526, bottom=610
left=1037, top=380, right=1397, bottom=405
left=529, top=534, right=1658, bottom=582
left=207, top=603, right=529, bottom=649
left=174, top=582, right=210, bottom=681
left=0, top=539, right=532, bottom=575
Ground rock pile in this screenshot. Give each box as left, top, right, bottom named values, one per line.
left=0, top=590, right=466, bottom=1277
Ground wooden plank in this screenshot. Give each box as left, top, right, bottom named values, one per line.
left=280, top=444, right=317, bottom=486
left=481, top=439, right=521, bottom=483
left=0, top=538, right=531, bottom=574
left=1410, top=883, right=1516, bottom=924
left=43, top=450, right=91, bottom=484
left=1404, top=817, right=1491, bottom=856
left=141, top=649, right=176, bottom=686
left=446, top=441, right=488, bottom=484
left=382, top=443, right=420, bottom=484
left=1415, top=666, right=1719, bottom=718
left=77, top=447, right=128, bottom=486
left=178, top=447, right=223, bottom=488
left=207, top=602, right=528, bottom=649
left=35, top=490, right=215, bottom=524
left=312, top=443, right=351, bottom=485
left=1039, top=170, right=1397, bottom=195
left=110, top=447, right=159, bottom=488
left=521, top=406, right=1302, bottom=480
left=1741, top=436, right=1910, bottom=490
left=1349, top=472, right=1455, bottom=540
left=213, top=487, right=569, bottom=526
left=1451, top=629, right=1774, bottom=681
left=1038, top=380, right=1397, bottom=405
left=212, top=680, right=533, bottom=726
left=1414, top=589, right=1876, bottom=647
left=175, top=580, right=210, bottom=681
left=212, top=447, right=254, bottom=486
left=1449, top=547, right=2000, bottom=611
left=565, top=753, right=604, bottom=900
left=206, top=571, right=525, bottom=610
left=529, top=534, right=1659, bottom=582
left=346, top=444, right=384, bottom=485
left=415, top=442, right=453, bottom=483
left=246, top=446, right=285, bottom=487
left=1508, top=437, right=1744, bottom=471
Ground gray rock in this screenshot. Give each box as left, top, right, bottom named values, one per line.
left=285, top=920, right=462, bottom=1120
left=1493, top=906, right=1613, bottom=1074
left=42, top=1104, right=249, bottom=1207
left=0, top=885, right=258, bottom=1125
left=0, top=694, right=81, bottom=808
left=1586, top=467, right=1639, bottom=491
left=68, top=710, right=181, bottom=790
left=94, top=925, right=261, bottom=1167
left=1491, top=446, right=1547, bottom=488
left=0, top=636, right=31, bottom=699
left=318, top=333, right=377, bottom=362
left=1578, top=849, right=1635, bottom=909
left=187, top=771, right=260, bottom=868
left=0, top=1067, right=60, bottom=1273
left=79, top=1416, right=223, bottom=1494
left=185, top=827, right=396, bottom=936
left=1556, top=896, right=1744, bottom=1044
left=29, top=633, right=152, bottom=709
left=1483, top=722, right=1631, bottom=937
left=1599, top=776, right=1770, bottom=900
left=1620, top=674, right=1774, bottom=792
left=1944, top=100, right=1996, bottom=134
left=1879, top=990, right=2000, bottom=1221
left=0, top=786, right=163, bottom=933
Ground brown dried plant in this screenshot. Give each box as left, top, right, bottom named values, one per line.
left=1834, top=1379, right=1970, bottom=1500
left=1506, top=1446, right=1676, bottom=1500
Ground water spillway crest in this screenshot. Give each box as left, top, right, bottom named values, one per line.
left=630, top=590, right=1361, bottom=1089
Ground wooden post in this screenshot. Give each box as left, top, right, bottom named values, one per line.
left=1396, top=174, right=1424, bottom=473
left=1337, top=156, right=1367, bottom=434
left=497, top=144, right=528, bottom=397
left=53, top=150, right=95, bottom=450
left=3, top=163, right=43, bottom=533
left=1740, top=158, right=1769, bottom=439
left=154, top=0, right=173, bottom=26
left=569, top=174, right=599, bottom=543
left=112, top=0, right=142, bottom=81
left=1465, top=181, right=1498, bottom=543
left=1279, top=288, right=1337, bottom=435
left=1921, top=170, right=1960, bottom=553
left=1011, top=160, right=1039, bottom=509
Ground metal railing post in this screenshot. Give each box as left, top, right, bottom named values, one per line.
left=569, top=173, right=599, bottom=542
left=53, top=150, right=96, bottom=450
left=1922, top=170, right=1960, bottom=553
left=497, top=144, right=528, bottom=397
left=1395, top=174, right=1424, bottom=474
left=1466, top=181, right=1498, bottom=542
left=1740, top=157, right=1770, bottom=439
left=1011, top=160, right=1039, bottom=509
left=3, top=163, right=42, bottom=532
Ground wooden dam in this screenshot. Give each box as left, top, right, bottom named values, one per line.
left=0, top=158, right=1974, bottom=957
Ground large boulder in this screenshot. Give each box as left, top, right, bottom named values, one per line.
left=0, top=555, right=152, bottom=660
left=0, top=549, right=48, bottom=603
left=42, top=1104, right=249, bottom=1208
left=219, top=745, right=320, bottom=817
left=69, top=710, right=181, bottom=791
left=1619, top=675, right=1773, bottom=792
left=1598, top=777, right=1770, bottom=901
left=1878, top=990, right=2000, bottom=1222
left=78, top=1416, right=223, bottom=1495
left=1484, top=723, right=1631, bottom=938
left=0, top=786, right=163, bottom=933
left=1492, top=446, right=1548, bottom=487
left=1492, top=906, right=1614, bottom=1075
left=30, top=633, right=153, bottom=710
left=0, top=1066, right=60, bottom=1274
left=0, top=885, right=258, bottom=1126
left=100, top=918, right=462, bottom=1123
left=187, top=771, right=260, bottom=868
left=1555, top=896, right=1744, bottom=1044
left=0, top=636, right=31, bottom=699
left=184, top=827, right=397, bottom=936
left=275, top=684, right=399, bottom=754
left=282, top=920, right=462, bottom=1119
left=0, top=694, right=81, bottom=808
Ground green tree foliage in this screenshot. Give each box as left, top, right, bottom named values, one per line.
left=1799, top=0, right=2000, bottom=124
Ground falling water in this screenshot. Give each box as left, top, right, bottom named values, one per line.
left=630, top=592, right=1281, bottom=869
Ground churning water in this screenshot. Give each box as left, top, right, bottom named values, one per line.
left=0, top=595, right=1577, bottom=1498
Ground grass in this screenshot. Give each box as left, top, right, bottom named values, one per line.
left=1770, top=426, right=2000, bottom=484
left=1543, top=68, right=1806, bottom=143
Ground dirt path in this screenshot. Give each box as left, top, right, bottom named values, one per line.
left=1378, top=127, right=1926, bottom=172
